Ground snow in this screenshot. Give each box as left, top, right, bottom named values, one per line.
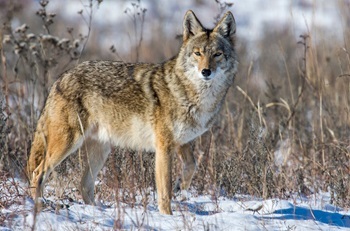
left=1, top=178, right=350, bottom=230
left=2, top=1, right=349, bottom=230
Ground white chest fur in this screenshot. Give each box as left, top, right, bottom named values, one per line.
left=174, top=71, right=228, bottom=144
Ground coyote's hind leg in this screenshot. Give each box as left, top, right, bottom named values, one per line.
left=80, top=138, right=111, bottom=205
left=174, top=142, right=196, bottom=194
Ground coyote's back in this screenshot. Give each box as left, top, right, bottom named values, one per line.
left=27, top=10, right=238, bottom=215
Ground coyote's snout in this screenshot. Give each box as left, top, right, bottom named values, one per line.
left=27, top=10, right=238, bottom=215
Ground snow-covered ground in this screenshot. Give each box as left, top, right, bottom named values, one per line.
left=2, top=1, right=349, bottom=230
left=1, top=178, right=350, bottom=230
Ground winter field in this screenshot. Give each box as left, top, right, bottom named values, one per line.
left=1, top=0, right=350, bottom=230
left=1, top=177, right=350, bottom=230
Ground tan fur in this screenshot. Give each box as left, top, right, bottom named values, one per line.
left=27, top=10, right=238, bottom=215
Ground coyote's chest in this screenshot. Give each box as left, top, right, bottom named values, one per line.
left=174, top=110, right=217, bottom=144
left=173, top=83, right=226, bottom=144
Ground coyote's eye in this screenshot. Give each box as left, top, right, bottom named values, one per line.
left=214, top=52, right=222, bottom=57
left=194, top=51, right=201, bottom=56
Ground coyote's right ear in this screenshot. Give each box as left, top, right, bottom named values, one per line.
left=183, top=10, right=204, bottom=42
left=213, top=12, right=236, bottom=43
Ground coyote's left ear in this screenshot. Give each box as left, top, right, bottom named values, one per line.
left=183, top=10, right=205, bottom=42
left=213, top=12, right=236, bottom=42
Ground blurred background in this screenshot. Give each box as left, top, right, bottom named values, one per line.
left=0, top=0, right=349, bottom=209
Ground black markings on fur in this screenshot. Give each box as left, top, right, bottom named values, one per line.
left=205, top=29, right=212, bottom=38
left=149, top=69, right=160, bottom=106
left=186, top=20, right=195, bottom=37
left=76, top=97, right=88, bottom=123
left=226, top=22, right=233, bottom=37
left=38, top=173, right=43, bottom=185
left=127, top=65, right=134, bottom=77
left=174, top=72, right=188, bottom=100
left=55, top=78, right=63, bottom=95
left=187, top=104, right=195, bottom=117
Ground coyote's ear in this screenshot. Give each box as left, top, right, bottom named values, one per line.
left=183, top=10, right=204, bottom=42
left=213, top=12, right=236, bottom=41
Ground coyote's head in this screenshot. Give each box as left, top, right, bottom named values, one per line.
left=177, top=10, right=237, bottom=83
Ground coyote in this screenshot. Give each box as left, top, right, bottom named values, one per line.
left=27, top=10, right=237, bottom=215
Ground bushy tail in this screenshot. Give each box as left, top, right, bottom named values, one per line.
left=27, top=114, right=47, bottom=182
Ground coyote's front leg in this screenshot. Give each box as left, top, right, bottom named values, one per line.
left=154, top=127, right=174, bottom=215
left=174, top=142, right=196, bottom=194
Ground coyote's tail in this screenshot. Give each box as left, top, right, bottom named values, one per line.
left=27, top=113, right=47, bottom=182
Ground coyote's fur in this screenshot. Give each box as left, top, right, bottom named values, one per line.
left=27, top=10, right=238, bottom=215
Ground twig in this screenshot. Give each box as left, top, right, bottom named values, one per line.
left=236, top=86, right=267, bottom=128
left=77, top=0, right=94, bottom=64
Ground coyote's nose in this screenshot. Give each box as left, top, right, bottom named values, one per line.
left=201, top=69, right=211, bottom=77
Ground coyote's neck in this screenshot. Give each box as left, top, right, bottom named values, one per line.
left=197, top=73, right=229, bottom=109
left=163, top=60, right=232, bottom=144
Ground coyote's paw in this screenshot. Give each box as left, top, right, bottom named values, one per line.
left=174, top=178, right=190, bottom=202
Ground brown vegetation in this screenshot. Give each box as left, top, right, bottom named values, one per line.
left=0, top=0, right=349, bottom=224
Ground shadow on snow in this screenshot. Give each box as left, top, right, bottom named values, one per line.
left=265, top=206, right=350, bottom=228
